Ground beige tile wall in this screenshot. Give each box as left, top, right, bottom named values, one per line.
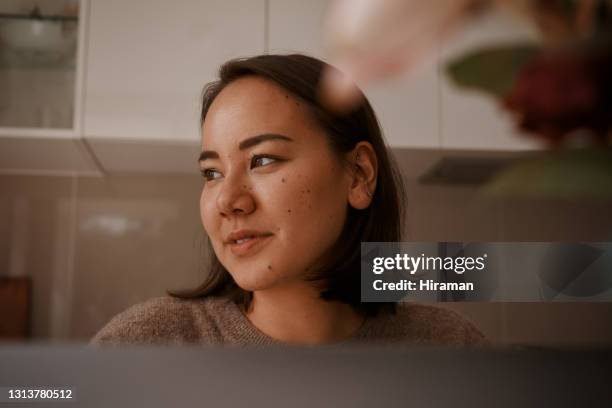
left=1, top=149, right=611, bottom=346
left=0, top=176, right=74, bottom=338
left=70, top=175, right=205, bottom=339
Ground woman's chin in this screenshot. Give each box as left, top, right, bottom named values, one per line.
left=229, top=265, right=305, bottom=293
left=229, top=268, right=281, bottom=292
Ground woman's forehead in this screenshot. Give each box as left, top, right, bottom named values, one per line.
left=202, top=77, right=312, bottom=148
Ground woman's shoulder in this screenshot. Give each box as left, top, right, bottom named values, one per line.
left=367, top=303, right=488, bottom=347
left=90, top=295, right=235, bottom=346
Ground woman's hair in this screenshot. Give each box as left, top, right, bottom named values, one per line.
left=170, top=54, right=406, bottom=317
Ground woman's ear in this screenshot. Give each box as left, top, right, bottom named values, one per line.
left=347, top=142, right=377, bottom=209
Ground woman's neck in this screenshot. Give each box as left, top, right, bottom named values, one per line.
left=244, top=283, right=365, bottom=345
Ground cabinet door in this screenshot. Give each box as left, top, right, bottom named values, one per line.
left=0, top=0, right=82, bottom=134
left=0, top=0, right=100, bottom=175
left=439, top=10, right=542, bottom=151
left=268, top=0, right=440, bottom=149
left=84, top=0, right=265, bottom=143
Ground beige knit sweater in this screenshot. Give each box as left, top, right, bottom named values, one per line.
left=91, top=296, right=486, bottom=347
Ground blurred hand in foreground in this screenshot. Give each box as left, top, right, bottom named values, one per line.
left=319, top=0, right=485, bottom=112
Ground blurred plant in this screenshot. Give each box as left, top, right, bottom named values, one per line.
left=445, top=0, right=612, bottom=198
left=448, top=0, right=612, bottom=147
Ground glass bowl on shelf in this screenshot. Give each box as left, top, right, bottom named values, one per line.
left=0, top=17, right=77, bottom=68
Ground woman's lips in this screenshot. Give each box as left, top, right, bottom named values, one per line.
left=228, top=233, right=273, bottom=257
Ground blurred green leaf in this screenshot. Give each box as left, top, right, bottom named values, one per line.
left=484, top=148, right=612, bottom=199
left=446, top=44, right=541, bottom=98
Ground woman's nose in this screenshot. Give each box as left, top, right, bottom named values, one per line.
left=216, top=175, right=255, bottom=217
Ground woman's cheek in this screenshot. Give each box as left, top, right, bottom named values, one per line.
left=199, top=189, right=207, bottom=225
left=273, top=175, right=315, bottom=218
left=200, top=189, right=218, bottom=236
left=280, top=179, right=340, bottom=245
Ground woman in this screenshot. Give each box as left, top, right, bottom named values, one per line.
left=92, top=54, right=485, bottom=346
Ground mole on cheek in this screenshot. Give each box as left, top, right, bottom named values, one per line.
left=281, top=178, right=285, bottom=183
left=267, top=265, right=272, bottom=270
left=287, top=209, right=291, bottom=213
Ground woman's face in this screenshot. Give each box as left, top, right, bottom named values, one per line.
left=199, top=76, right=353, bottom=291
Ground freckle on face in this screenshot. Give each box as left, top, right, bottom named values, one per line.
left=281, top=177, right=285, bottom=183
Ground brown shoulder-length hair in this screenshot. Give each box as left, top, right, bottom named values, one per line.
left=169, top=54, right=406, bottom=317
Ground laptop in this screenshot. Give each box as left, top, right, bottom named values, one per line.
left=1, top=344, right=610, bottom=407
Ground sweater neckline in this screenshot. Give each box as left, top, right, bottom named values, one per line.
left=222, top=298, right=381, bottom=346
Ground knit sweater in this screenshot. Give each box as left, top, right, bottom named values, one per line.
left=91, top=296, right=487, bottom=347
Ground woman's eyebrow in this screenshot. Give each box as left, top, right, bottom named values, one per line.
left=238, top=133, right=293, bottom=150
left=198, top=133, right=293, bottom=162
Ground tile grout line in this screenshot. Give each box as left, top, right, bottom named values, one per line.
left=436, top=43, right=443, bottom=149
left=497, top=198, right=509, bottom=344
left=63, top=173, right=79, bottom=339
left=264, top=0, right=269, bottom=53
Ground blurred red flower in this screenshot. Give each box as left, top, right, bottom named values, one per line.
left=503, top=47, right=612, bottom=145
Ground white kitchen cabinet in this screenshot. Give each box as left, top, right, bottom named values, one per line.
left=83, top=0, right=265, bottom=144
left=0, top=0, right=99, bottom=175
left=268, top=0, right=440, bottom=149
left=0, top=0, right=545, bottom=177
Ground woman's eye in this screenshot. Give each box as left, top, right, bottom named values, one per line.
left=251, top=155, right=277, bottom=169
left=200, top=168, right=222, bottom=181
